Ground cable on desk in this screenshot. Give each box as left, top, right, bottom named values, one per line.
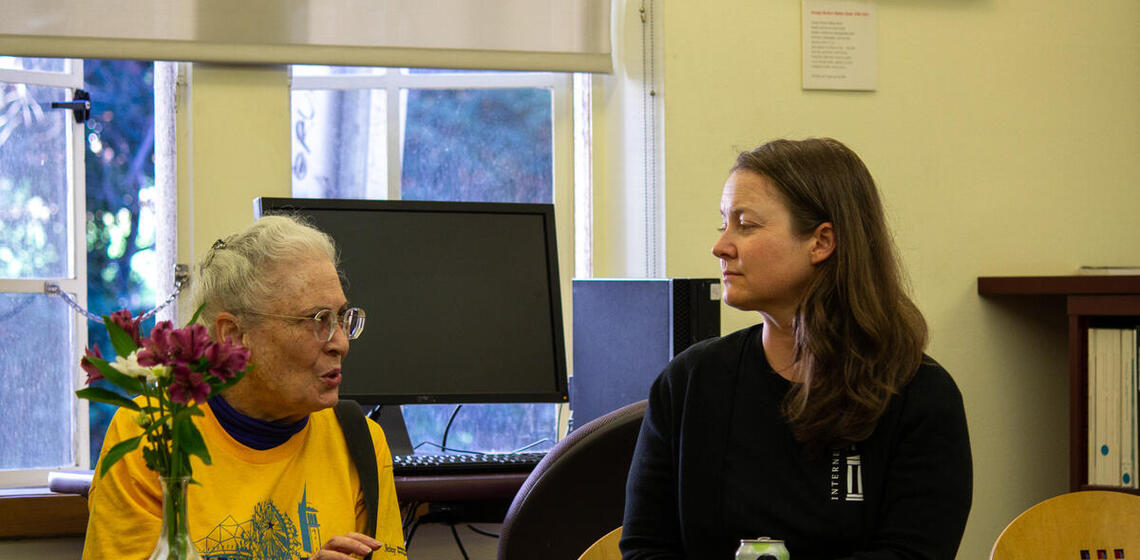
left=402, top=501, right=420, bottom=533
left=404, top=516, right=424, bottom=548
left=467, top=524, right=500, bottom=538
left=450, top=523, right=470, bottom=560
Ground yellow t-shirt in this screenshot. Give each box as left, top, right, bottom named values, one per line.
left=82, top=400, right=406, bottom=559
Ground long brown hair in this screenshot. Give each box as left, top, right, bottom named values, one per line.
left=733, top=138, right=927, bottom=449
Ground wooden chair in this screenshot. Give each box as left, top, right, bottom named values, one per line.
left=578, top=527, right=622, bottom=560
left=990, top=490, right=1140, bottom=560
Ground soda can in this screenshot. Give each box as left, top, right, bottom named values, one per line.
left=735, top=537, right=790, bottom=560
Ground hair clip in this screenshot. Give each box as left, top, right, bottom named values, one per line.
left=212, top=239, right=227, bottom=250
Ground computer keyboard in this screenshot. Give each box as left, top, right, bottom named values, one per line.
left=391, top=451, right=547, bottom=475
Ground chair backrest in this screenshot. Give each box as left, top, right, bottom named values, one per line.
left=990, top=490, right=1140, bottom=560
left=497, top=400, right=647, bottom=560
left=578, top=527, right=623, bottom=560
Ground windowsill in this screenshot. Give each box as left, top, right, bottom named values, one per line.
left=0, top=490, right=88, bottom=539
left=0, top=486, right=53, bottom=497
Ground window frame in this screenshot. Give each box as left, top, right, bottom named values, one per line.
left=0, top=60, right=90, bottom=488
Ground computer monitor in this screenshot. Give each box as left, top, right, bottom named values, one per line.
left=254, top=197, right=569, bottom=453
left=254, top=196, right=569, bottom=402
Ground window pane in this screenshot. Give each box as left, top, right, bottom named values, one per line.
left=0, top=82, right=71, bottom=278
left=404, top=404, right=557, bottom=454
left=0, top=57, right=68, bottom=73
left=402, top=88, right=552, bottom=203
left=0, top=293, right=74, bottom=469
left=289, top=76, right=560, bottom=454
left=291, top=89, right=388, bottom=199
left=82, top=59, right=158, bottom=463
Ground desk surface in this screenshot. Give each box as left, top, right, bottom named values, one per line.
left=396, top=472, right=527, bottom=503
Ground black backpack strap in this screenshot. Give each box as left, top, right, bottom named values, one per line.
left=334, top=399, right=379, bottom=555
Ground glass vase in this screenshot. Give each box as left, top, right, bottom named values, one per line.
left=148, top=476, right=201, bottom=560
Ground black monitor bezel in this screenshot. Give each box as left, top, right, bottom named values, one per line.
left=252, top=196, right=569, bottom=406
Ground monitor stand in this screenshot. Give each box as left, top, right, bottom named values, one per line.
left=367, top=405, right=414, bottom=456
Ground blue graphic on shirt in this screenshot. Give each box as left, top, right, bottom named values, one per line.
left=196, top=487, right=319, bottom=560
left=298, top=487, right=322, bottom=553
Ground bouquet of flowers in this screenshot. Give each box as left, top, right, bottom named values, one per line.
left=77, top=307, right=252, bottom=479
left=78, top=307, right=252, bottom=559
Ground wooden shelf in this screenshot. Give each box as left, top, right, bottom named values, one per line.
left=978, top=275, right=1140, bottom=296
left=978, top=275, right=1140, bottom=492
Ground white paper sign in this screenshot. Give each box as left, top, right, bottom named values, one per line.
left=802, top=1, right=877, bottom=91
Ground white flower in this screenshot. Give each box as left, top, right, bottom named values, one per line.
left=110, top=351, right=167, bottom=383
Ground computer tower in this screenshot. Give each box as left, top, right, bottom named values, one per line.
left=570, top=278, right=721, bottom=430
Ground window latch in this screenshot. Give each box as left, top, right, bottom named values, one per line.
left=51, top=89, right=91, bottom=123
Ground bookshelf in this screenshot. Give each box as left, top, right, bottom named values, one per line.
left=977, top=275, right=1140, bottom=494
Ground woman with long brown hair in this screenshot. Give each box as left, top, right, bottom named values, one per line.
left=621, top=138, right=972, bottom=559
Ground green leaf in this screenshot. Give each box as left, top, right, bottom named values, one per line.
left=141, top=446, right=164, bottom=473
left=76, top=387, right=141, bottom=410
left=186, top=302, right=207, bottom=327
left=141, top=413, right=171, bottom=436
left=98, top=435, right=143, bottom=478
left=103, top=315, right=139, bottom=357
left=174, top=415, right=212, bottom=466
left=208, top=375, right=244, bottom=395
left=86, top=356, right=144, bottom=394
left=208, top=364, right=252, bottom=395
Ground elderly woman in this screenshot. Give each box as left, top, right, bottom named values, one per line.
left=621, top=138, right=972, bottom=559
left=82, top=215, right=405, bottom=559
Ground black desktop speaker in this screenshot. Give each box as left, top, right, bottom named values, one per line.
left=570, top=278, right=721, bottom=430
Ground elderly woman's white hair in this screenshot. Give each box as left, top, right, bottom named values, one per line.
left=187, top=214, right=339, bottom=337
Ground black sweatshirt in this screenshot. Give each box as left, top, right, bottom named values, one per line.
left=621, top=325, right=972, bottom=560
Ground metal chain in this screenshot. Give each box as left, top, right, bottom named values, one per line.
left=44, top=264, right=190, bottom=324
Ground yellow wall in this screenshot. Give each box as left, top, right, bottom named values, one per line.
left=660, top=1, right=1140, bottom=558
left=178, top=64, right=292, bottom=267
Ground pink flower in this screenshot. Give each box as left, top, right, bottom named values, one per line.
left=137, top=321, right=175, bottom=366
left=81, top=346, right=104, bottom=384
left=167, top=324, right=211, bottom=365
left=109, top=309, right=142, bottom=346
left=169, top=364, right=211, bottom=404
left=204, top=341, right=250, bottom=381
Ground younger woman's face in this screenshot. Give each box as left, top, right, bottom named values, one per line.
left=712, top=170, right=818, bottom=321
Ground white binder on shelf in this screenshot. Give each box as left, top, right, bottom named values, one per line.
left=1093, top=328, right=1122, bottom=486
left=1122, top=328, right=1138, bottom=488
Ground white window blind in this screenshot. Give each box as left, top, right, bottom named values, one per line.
left=0, top=0, right=612, bottom=72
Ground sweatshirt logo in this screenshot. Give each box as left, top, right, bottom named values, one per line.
left=830, top=446, right=863, bottom=502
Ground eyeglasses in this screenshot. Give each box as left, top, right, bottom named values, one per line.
left=245, top=307, right=366, bottom=343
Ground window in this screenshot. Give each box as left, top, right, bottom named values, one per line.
left=0, top=57, right=158, bottom=488
left=289, top=66, right=574, bottom=453
left=0, top=57, right=88, bottom=487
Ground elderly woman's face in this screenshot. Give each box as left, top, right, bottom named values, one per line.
left=238, top=254, right=349, bottom=423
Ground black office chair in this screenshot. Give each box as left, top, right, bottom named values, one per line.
left=497, top=399, right=647, bottom=560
